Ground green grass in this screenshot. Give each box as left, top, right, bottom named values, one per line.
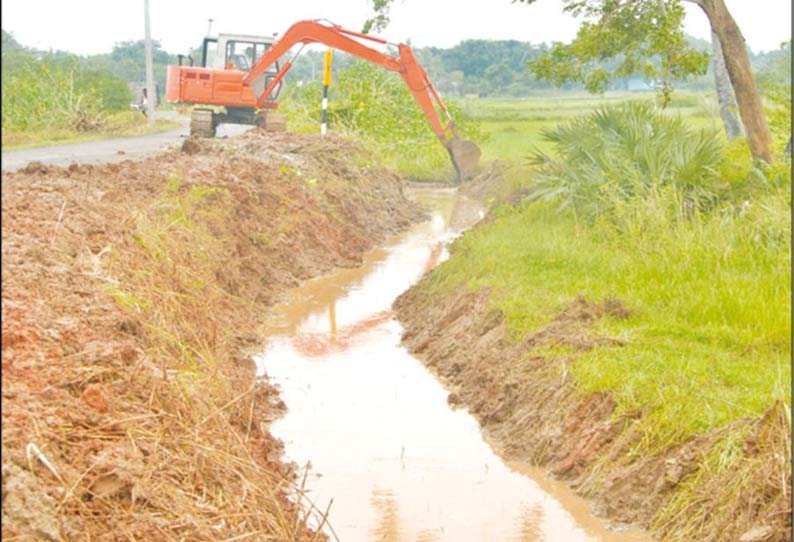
left=428, top=197, right=790, bottom=451
left=462, top=91, right=724, bottom=163
left=2, top=111, right=181, bottom=150
left=429, top=92, right=791, bottom=452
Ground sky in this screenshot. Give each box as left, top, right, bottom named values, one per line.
left=1, top=0, right=791, bottom=57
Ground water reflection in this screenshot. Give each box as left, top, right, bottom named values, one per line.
left=514, top=503, right=545, bottom=542
left=370, top=489, right=403, bottom=542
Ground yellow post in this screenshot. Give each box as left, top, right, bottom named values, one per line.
left=321, top=49, right=333, bottom=136
left=323, top=49, right=333, bottom=87
left=320, top=49, right=334, bottom=136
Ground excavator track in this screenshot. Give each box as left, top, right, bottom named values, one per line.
left=190, top=109, right=216, bottom=138
left=256, top=112, right=288, bottom=132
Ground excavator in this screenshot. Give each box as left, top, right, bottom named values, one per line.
left=165, top=20, right=481, bottom=180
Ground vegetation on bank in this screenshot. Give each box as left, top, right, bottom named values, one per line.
left=281, top=60, right=484, bottom=181
left=414, top=57, right=790, bottom=535
left=426, top=98, right=791, bottom=452
left=1, top=31, right=179, bottom=148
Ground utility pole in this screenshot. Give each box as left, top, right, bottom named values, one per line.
left=144, top=0, right=156, bottom=126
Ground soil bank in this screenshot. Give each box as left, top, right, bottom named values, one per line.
left=1, top=130, right=423, bottom=541
left=394, top=171, right=791, bottom=542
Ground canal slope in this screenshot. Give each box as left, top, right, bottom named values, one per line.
left=256, top=186, right=651, bottom=542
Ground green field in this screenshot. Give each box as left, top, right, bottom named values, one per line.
left=463, top=91, right=724, bottom=163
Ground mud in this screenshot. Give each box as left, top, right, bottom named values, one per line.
left=395, top=229, right=791, bottom=541
left=1, top=129, right=422, bottom=541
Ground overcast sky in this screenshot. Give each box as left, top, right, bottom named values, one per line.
left=2, top=0, right=791, bottom=56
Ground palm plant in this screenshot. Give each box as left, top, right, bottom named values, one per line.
left=527, top=101, right=725, bottom=219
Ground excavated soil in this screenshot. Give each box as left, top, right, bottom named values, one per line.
left=1, top=130, right=423, bottom=541
left=394, top=183, right=791, bottom=542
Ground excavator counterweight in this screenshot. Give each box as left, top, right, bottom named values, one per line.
left=166, top=20, right=480, bottom=180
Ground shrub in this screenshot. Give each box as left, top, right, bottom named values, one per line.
left=1, top=47, right=132, bottom=133
left=527, top=101, right=725, bottom=218
left=280, top=59, right=484, bottom=180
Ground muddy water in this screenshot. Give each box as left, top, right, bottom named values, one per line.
left=255, top=188, right=650, bottom=542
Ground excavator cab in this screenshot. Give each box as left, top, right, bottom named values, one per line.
left=199, top=34, right=283, bottom=99
left=166, top=32, right=287, bottom=137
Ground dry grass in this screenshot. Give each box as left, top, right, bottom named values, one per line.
left=653, top=402, right=791, bottom=542
left=2, top=131, right=421, bottom=541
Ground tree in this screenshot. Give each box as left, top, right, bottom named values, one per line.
left=1, top=30, right=22, bottom=52
left=525, top=1, right=710, bottom=98
left=83, top=40, right=177, bottom=94
left=711, top=29, right=743, bottom=140
left=688, top=0, right=772, bottom=161
left=363, top=0, right=775, bottom=161
left=362, top=0, right=393, bottom=34
left=515, top=0, right=773, bottom=162
left=484, top=63, right=515, bottom=88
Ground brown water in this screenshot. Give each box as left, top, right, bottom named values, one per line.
left=255, top=188, right=651, bottom=542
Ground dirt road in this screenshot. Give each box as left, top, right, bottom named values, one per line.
left=0, top=112, right=248, bottom=172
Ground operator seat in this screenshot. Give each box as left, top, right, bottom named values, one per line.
left=230, top=54, right=250, bottom=71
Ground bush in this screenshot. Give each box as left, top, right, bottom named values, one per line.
left=757, top=41, right=791, bottom=153
left=527, top=101, right=725, bottom=218
left=1, top=47, right=132, bottom=133
left=280, top=60, right=484, bottom=180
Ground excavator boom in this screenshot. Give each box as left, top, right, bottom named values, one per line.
left=244, top=20, right=480, bottom=179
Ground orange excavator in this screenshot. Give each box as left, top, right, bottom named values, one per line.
left=165, top=19, right=480, bottom=179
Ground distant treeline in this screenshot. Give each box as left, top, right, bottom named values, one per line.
left=286, top=35, right=790, bottom=97
left=2, top=28, right=787, bottom=103
left=2, top=30, right=177, bottom=99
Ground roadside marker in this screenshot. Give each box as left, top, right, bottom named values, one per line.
left=321, top=49, right=333, bottom=136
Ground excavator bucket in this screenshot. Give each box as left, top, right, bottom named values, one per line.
left=446, top=137, right=481, bottom=182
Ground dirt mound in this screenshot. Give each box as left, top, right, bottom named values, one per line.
left=2, top=130, right=423, bottom=541
left=459, top=160, right=509, bottom=201
left=459, top=160, right=532, bottom=207
left=395, top=286, right=791, bottom=542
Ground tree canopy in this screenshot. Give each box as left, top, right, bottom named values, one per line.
left=516, top=0, right=710, bottom=100
left=363, top=0, right=777, bottom=160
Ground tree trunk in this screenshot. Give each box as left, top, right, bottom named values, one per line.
left=711, top=29, right=743, bottom=140
left=699, top=0, right=773, bottom=161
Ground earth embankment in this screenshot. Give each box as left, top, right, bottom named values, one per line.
left=394, top=174, right=790, bottom=542
left=1, top=131, right=423, bottom=541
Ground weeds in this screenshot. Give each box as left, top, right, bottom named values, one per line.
left=1, top=48, right=131, bottom=133
left=81, top=169, right=326, bottom=540
left=281, top=60, right=484, bottom=181
left=653, top=402, right=791, bottom=541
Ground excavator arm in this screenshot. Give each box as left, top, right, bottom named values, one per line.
left=243, top=20, right=480, bottom=180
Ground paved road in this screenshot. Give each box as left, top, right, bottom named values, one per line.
left=1, top=113, right=249, bottom=172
